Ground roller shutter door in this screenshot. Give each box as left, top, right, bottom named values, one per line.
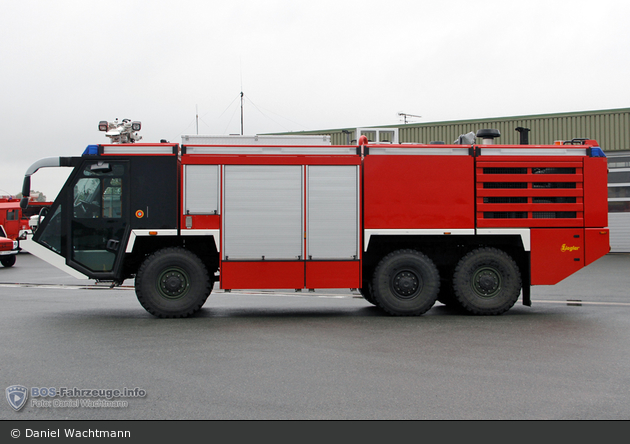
left=223, top=165, right=303, bottom=260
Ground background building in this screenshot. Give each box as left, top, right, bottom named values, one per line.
left=272, top=108, right=630, bottom=252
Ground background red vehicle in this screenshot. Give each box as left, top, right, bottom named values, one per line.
left=0, top=225, right=18, bottom=267
left=0, top=198, right=52, bottom=241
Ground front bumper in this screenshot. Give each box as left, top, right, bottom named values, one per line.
left=0, top=240, right=19, bottom=255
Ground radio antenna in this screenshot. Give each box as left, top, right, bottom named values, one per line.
left=398, top=112, right=422, bottom=124
left=240, top=59, right=244, bottom=135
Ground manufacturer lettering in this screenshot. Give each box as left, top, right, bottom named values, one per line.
left=561, top=244, right=580, bottom=252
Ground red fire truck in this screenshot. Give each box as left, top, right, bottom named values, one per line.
left=19, top=122, right=610, bottom=317
left=0, top=225, right=19, bottom=267
left=0, top=198, right=52, bottom=267
left=0, top=198, right=52, bottom=240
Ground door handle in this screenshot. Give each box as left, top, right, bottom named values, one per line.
left=106, top=239, right=120, bottom=252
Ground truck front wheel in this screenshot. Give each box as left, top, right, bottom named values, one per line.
left=452, top=248, right=521, bottom=315
left=1, top=255, right=16, bottom=267
left=372, top=249, right=440, bottom=316
left=135, top=247, right=212, bottom=318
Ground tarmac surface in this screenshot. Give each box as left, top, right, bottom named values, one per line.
left=1, top=252, right=629, bottom=420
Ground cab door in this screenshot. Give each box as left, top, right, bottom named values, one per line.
left=67, top=160, right=129, bottom=279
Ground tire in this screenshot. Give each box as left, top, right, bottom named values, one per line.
left=371, top=249, right=440, bottom=316
left=359, top=280, right=376, bottom=305
left=452, top=248, right=521, bottom=315
left=135, top=247, right=212, bottom=318
left=1, top=255, right=16, bottom=268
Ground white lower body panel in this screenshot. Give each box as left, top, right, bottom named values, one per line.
left=21, top=235, right=90, bottom=280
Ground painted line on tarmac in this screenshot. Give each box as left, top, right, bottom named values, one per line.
left=225, top=291, right=357, bottom=299
left=530, top=299, right=630, bottom=307
left=1, top=283, right=627, bottom=305
left=0, top=283, right=356, bottom=298
left=0, top=283, right=134, bottom=290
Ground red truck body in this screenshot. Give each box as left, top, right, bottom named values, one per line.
left=21, top=135, right=610, bottom=317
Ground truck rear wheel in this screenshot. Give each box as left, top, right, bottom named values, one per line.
left=372, top=249, right=440, bottom=316
left=135, top=247, right=212, bottom=318
left=452, top=248, right=521, bottom=315
left=1, top=255, right=16, bottom=267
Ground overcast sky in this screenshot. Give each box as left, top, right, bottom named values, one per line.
left=1, top=0, right=629, bottom=199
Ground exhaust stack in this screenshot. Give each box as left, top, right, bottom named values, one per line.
left=516, top=127, right=531, bottom=145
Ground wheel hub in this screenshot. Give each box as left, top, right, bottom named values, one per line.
left=158, top=269, right=189, bottom=299
left=164, top=275, right=183, bottom=292
left=473, top=267, right=501, bottom=297
left=393, top=271, right=421, bottom=298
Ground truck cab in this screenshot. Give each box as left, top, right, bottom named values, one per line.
left=22, top=145, right=178, bottom=283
